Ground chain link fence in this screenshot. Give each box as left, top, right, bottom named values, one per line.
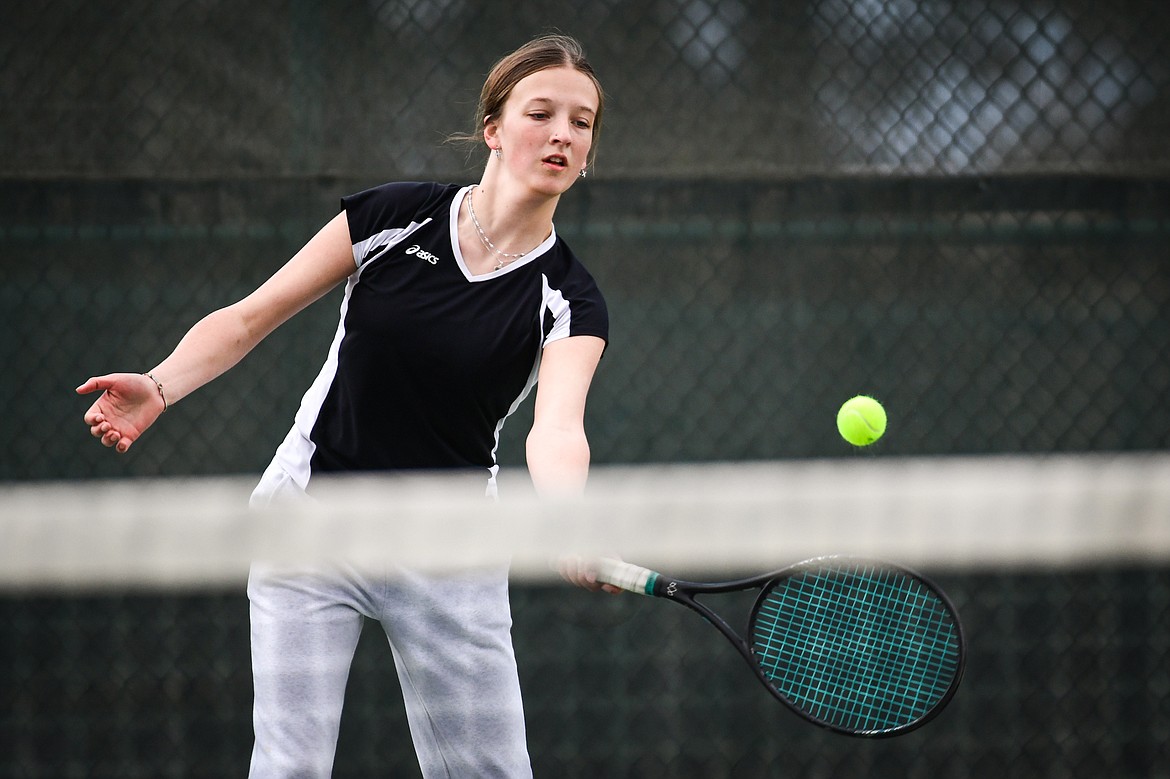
left=4, top=174, right=1167, bottom=479
left=3, top=1, right=1170, bottom=777
left=5, top=568, right=1168, bottom=778
left=4, top=0, right=1170, bottom=180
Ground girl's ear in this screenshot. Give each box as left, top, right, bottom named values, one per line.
left=483, top=115, right=500, bottom=151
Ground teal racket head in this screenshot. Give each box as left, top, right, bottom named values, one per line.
left=748, top=557, right=965, bottom=737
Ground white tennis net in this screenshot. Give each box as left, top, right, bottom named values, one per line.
left=3, top=452, right=1167, bottom=590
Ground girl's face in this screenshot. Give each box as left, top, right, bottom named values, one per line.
left=485, top=66, right=599, bottom=197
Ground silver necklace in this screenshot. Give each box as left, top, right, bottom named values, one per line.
left=467, top=186, right=538, bottom=270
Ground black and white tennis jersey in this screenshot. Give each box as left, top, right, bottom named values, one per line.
left=269, top=182, right=608, bottom=490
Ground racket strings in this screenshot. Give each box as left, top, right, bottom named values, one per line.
left=761, top=575, right=958, bottom=729
left=750, top=565, right=961, bottom=733
left=756, top=589, right=943, bottom=730
left=756, top=583, right=920, bottom=727
left=767, top=575, right=957, bottom=728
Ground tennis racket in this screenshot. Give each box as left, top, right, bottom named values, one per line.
left=597, top=555, right=965, bottom=737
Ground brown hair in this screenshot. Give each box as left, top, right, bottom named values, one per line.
left=453, top=34, right=604, bottom=164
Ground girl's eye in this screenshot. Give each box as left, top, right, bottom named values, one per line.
left=574, top=120, right=592, bottom=129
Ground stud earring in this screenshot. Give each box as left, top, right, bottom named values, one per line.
left=579, top=168, right=587, bottom=179
left=493, top=148, right=502, bottom=160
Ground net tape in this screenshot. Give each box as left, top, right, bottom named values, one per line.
left=3, top=453, right=1168, bottom=590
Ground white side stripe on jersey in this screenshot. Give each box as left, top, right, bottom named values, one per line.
left=276, top=272, right=362, bottom=489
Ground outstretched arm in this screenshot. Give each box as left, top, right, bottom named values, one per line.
left=77, top=212, right=355, bottom=453
left=525, top=335, right=617, bottom=593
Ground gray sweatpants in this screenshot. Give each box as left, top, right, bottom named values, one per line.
left=247, top=465, right=532, bottom=778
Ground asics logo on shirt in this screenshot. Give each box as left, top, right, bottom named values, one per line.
left=405, top=244, right=439, bottom=264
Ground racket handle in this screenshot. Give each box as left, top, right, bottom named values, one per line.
left=596, top=558, right=659, bottom=596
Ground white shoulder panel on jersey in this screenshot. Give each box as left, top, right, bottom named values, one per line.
left=351, top=218, right=434, bottom=269
left=540, top=274, right=573, bottom=346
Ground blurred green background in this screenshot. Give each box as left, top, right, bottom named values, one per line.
left=2, top=1, right=1168, bottom=776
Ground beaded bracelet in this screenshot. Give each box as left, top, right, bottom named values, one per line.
left=143, top=371, right=168, bottom=413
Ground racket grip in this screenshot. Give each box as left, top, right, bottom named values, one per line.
left=596, top=558, right=659, bottom=596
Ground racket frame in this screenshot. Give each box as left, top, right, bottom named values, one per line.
left=597, top=556, right=967, bottom=737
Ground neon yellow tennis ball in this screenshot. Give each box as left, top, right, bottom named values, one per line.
left=837, top=396, right=887, bottom=446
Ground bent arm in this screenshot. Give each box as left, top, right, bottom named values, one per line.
left=78, top=212, right=356, bottom=452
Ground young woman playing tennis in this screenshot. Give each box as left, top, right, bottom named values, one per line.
left=78, top=34, right=610, bottom=778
